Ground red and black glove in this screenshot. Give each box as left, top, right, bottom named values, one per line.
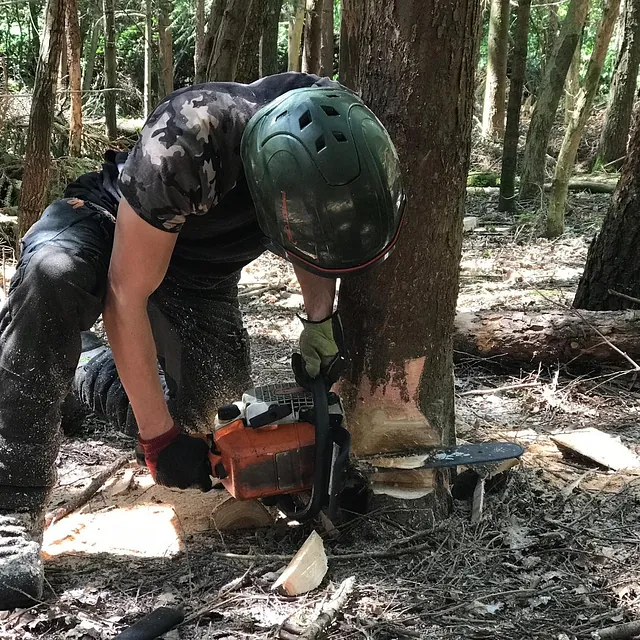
left=138, top=424, right=213, bottom=491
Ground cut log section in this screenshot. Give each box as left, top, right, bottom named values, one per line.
left=210, top=496, right=274, bottom=531
left=272, top=530, right=328, bottom=596
left=454, top=309, right=640, bottom=366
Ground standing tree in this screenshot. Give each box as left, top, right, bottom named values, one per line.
left=66, top=0, right=83, bottom=156
left=574, top=109, right=640, bottom=309
left=596, top=0, right=640, bottom=168
left=499, top=0, right=531, bottom=212
left=302, top=0, right=322, bottom=74
left=206, top=0, right=252, bottom=81
left=547, top=0, right=621, bottom=238
left=18, top=0, right=65, bottom=238
left=287, top=0, right=305, bottom=71
left=82, top=17, right=102, bottom=93
left=338, top=0, right=481, bottom=511
left=564, top=30, right=582, bottom=124
left=260, top=0, right=283, bottom=76
left=519, top=0, right=589, bottom=202
left=319, top=0, right=333, bottom=77
left=236, top=0, right=267, bottom=83
left=542, top=2, right=559, bottom=76
left=158, top=0, right=174, bottom=97
left=103, top=0, right=117, bottom=139
left=196, top=0, right=224, bottom=84
left=194, top=0, right=205, bottom=82
left=143, top=0, right=153, bottom=116
left=482, top=0, right=510, bottom=138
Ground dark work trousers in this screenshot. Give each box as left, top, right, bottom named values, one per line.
left=0, top=199, right=252, bottom=514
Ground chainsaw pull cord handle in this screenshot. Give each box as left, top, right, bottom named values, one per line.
left=286, top=376, right=332, bottom=522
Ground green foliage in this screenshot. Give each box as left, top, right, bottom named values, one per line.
left=467, top=171, right=500, bottom=187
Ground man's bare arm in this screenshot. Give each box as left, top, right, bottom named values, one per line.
left=293, top=265, right=336, bottom=320
left=103, top=198, right=177, bottom=439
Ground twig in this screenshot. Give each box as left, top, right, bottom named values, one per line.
left=596, top=619, right=640, bottom=639
left=608, top=289, right=640, bottom=306
left=458, top=382, right=540, bottom=396
left=300, top=576, right=356, bottom=639
left=45, top=454, right=131, bottom=527
left=471, top=477, right=485, bottom=524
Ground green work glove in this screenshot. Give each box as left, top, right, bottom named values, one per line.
left=292, top=312, right=345, bottom=388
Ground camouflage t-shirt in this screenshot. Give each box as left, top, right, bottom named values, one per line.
left=119, top=72, right=338, bottom=266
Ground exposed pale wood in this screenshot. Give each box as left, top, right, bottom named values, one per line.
left=272, top=530, right=328, bottom=596
left=300, top=576, right=356, bottom=639
left=210, top=496, right=274, bottom=531
left=108, top=467, right=136, bottom=497
left=551, top=428, right=640, bottom=471
left=471, top=477, right=485, bottom=523
left=463, top=216, right=478, bottom=232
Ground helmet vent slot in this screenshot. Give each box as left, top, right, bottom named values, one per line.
left=321, top=105, right=339, bottom=116
left=315, top=135, right=326, bottom=152
left=275, top=110, right=288, bottom=121
left=333, top=131, right=347, bottom=142
left=299, top=110, right=312, bottom=129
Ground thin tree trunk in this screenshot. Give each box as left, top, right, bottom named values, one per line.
left=574, top=111, right=640, bottom=309
left=547, top=0, right=621, bottom=238
left=18, top=0, right=65, bottom=239
left=542, top=2, right=559, bottom=77
left=499, top=0, right=531, bottom=212
left=482, top=0, right=510, bottom=138
left=194, top=0, right=205, bottom=83
left=236, top=0, right=266, bottom=83
left=597, top=0, right=640, bottom=167
left=260, top=0, right=283, bottom=77
left=28, top=0, right=41, bottom=72
left=564, top=30, right=582, bottom=125
left=288, top=0, right=305, bottom=71
left=66, top=0, right=82, bottom=156
left=144, top=0, right=154, bottom=116
left=338, top=0, right=481, bottom=510
left=206, top=0, right=253, bottom=81
left=319, top=0, right=333, bottom=77
left=197, top=0, right=225, bottom=84
left=103, top=0, right=117, bottom=139
left=82, top=17, right=101, bottom=93
left=519, top=0, right=589, bottom=202
left=302, top=0, right=321, bottom=74
left=158, top=0, right=174, bottom=96
left=57, top=25, right=67, bottom=93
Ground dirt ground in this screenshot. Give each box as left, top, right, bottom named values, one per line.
left=1, top=186, right=640, bottom=640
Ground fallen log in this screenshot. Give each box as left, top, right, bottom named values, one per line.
left=454, top=309, right=640, bottom=367
left=466, top=178, right=617, bottom=195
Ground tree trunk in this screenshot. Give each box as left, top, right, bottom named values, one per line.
left=197, top=0, right=225, bottom=84
left=564, top=30, right=582, bottom=125
left=498, top=0, right=531, bottom=212
left=144, top=0, right=154, bottom=117
left=542, top=2, right=559, bottom=77
left=482, top=0, right=510, bottom=138
left=519, top=0, right=589, bottom=202
left=236, top=0, right=266, bottom=83
left=574, top=111, right=640, bottom=309
left=103, top=0, right=117, bottom=139
left=158, top=0, right=174, bottom=96
left=82, top=17, right=101, bottom=93
left=194, top=0, right=205, bottom=83
left=338, top=0, right=357, bottom=87
left=319, top=0, right=333, bottom=77
left=287, top=0, right=305, bottom=71
left=302, top=0, right=322, bottom=74
left=259, top=0, right=283, bottom=77
left=66, top=0, right=82, bottom=156
left=206, top=0, right=252, bottom=81
left=18, top=0, right=65, bottom=239
left=453, top=309, right=640, bottom=367
left=547, top=0, right=621, bottom=238
left=597, top=0, right=640, bottom=167
left=29, top=0, right=41, bottom=76
left=338, top=0, right=481, bottom=511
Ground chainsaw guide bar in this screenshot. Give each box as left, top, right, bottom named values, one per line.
left=359, top=442, right=525, bottom=471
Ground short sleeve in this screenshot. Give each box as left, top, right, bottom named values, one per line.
left=118, top=94, right=222, bottom=233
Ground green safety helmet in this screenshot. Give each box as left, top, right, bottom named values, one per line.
left=241, top=86, right=406, bottom=277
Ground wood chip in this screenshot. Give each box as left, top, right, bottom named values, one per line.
left=272, top=530, right=328, bottom=596
left=210, top=496, right=274, bottom=531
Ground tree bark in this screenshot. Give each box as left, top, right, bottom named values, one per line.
left=519, top=0, right=589, bottom=202
left=338, top=0, right=357, bottom=87
left=144, top=0, right=154, bottom=117
left=18, top=0, right=65, bottom=239
left=597, top=0, right=640, bottom=167
left=206, top=0, right=253, bottom=81
left=498, top=0, right=531, bottom=212
left=574, top=111, right=640, bottom=310
left=337, top=0, right=481, bottom=514
left=453, top=309, right=640, bottom=367
left=158, top=0, right=174, bottom=96
left=82, top=17, right=101, bottom=93
left=287, top=0, right=305, bottom=71
left=302, top=0, right=322, bottom=74
left=482, top=0, right=510, bottom=138
left=547, top=0, right=621, bottom=238
left=564, top=30, right=582, bottom=125
left=260, top=0, right=283, bottom=77
left=236, top=0, right=267, bottom=83
left=66, top=0, right=82, bottom=156
left=319, top=0, right=333, bottom=77
left=103, top=0, right=117, bottom=139
left=194, top=0, right=205, bottom=83
left=542, top=2, right=559, bottom=77
left=197, top=0, right=225, bottom=84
